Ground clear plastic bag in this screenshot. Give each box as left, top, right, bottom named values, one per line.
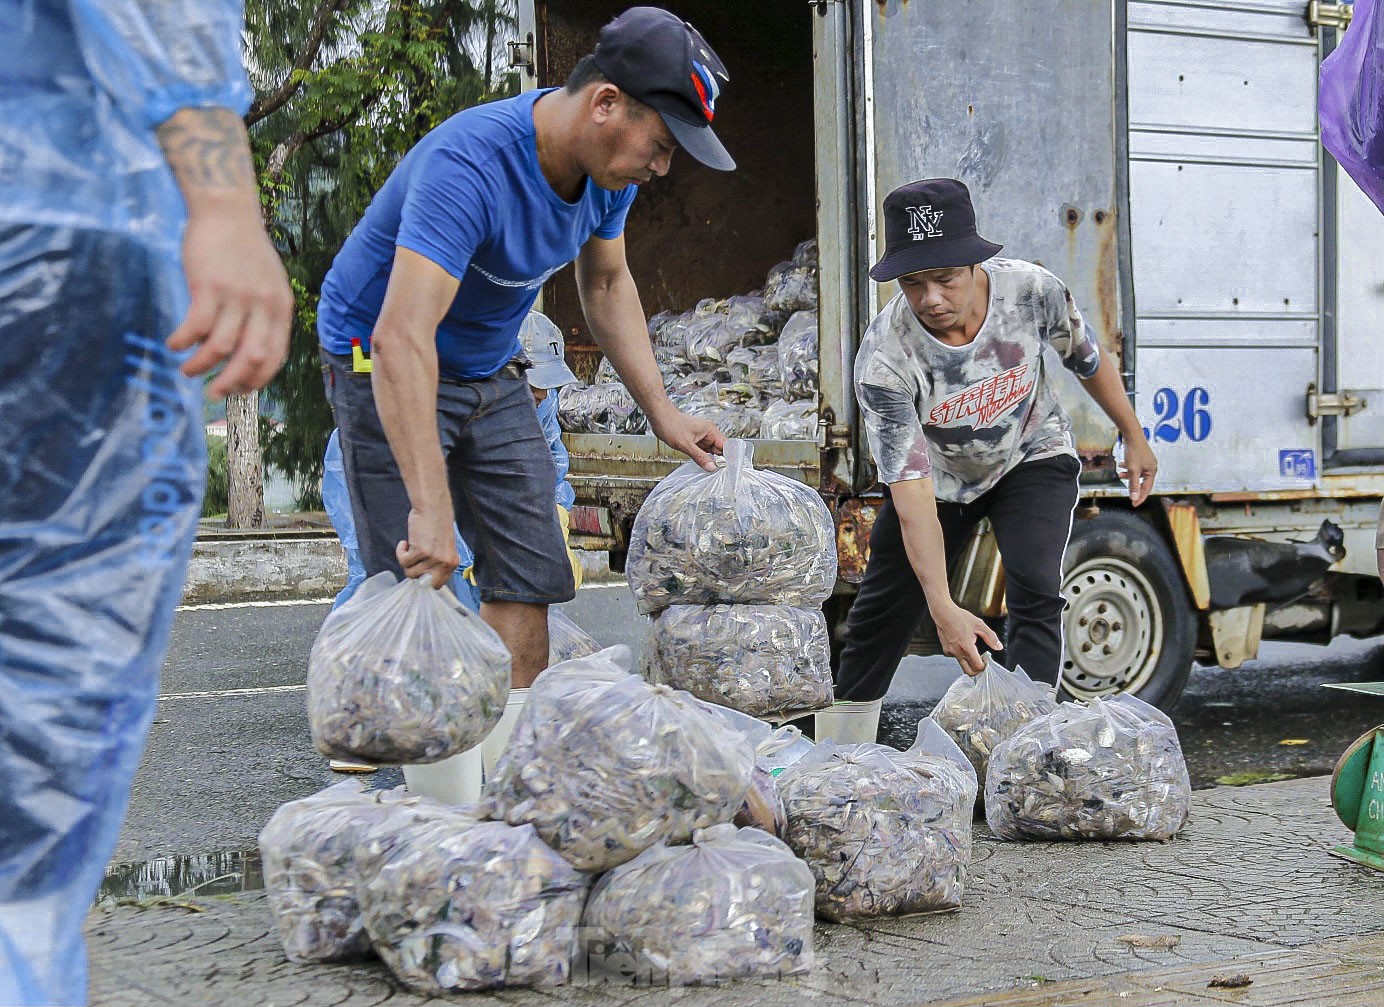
left=557, top=381, right=648, bottom=435
left=548, top=608, right=599, bottom=665
left=306, top=572, right=511, bottom=765
left=709, top=709, right=816, bottom=838
left=258, top=783, right=416, bottom=963
left=777, top=310, right=819, bottom=402
left=985, top=694, right=1192, bottom=841
left=677, top=383, right=766, bottom=439
left=778, top=720, right=977, bottom=922
left=354, top=802, right=588, bottom=993
left=645, top=604, right=833, bottom=719
left=930, top=659, right=1057, bottom=783
left=580, top=823, right=814, bottom=986
left=626, top=439, right=837, bottom=614
left=594, top=356, right=620, bottom=383
left=727, top=343, right=783, bottom=400
left=684, top=295, right=779, bottom=367
left=483, top=646, right=756, bottom=872
left=760, top=398, right=818, bottom=440
left=762, top=240, right=819, bottom=315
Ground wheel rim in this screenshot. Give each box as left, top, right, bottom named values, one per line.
left=1060, top=556, right=1164, bottom=698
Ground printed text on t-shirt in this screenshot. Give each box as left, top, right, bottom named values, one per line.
left=927, top=363, right=1036, bottom=428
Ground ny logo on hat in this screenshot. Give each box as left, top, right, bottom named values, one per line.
left=907, top=205, right=944, bottom=241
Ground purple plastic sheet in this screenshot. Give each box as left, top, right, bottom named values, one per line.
left=1320, top=0, right=1384, bottom=213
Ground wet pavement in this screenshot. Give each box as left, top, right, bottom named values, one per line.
left=89, top=585, right=1384, bottom=1005
left=87, top=777, right=1384, bottom=1006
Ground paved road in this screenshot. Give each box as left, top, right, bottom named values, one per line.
left=110, top=583, right=1384, bottom=872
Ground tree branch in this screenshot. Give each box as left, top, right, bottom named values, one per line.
left=246, top=0, right=351, bottom=127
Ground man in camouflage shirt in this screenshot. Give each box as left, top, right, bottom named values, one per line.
left=817, top=178, right=1158, bottom=745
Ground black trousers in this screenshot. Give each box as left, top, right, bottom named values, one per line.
left=835, top=453, right=1082, bottom=702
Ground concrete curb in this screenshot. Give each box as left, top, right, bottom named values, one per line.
left=182, top=536, right=623, bottom=604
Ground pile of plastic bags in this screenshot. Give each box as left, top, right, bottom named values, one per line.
left=561, top=239, right=820, bottom=441
left=630, top=439, right=836, bottom=719
left=305, top=572, right=510, bottom=765
left=482, top=647, right=757, bottom=872
left=777, top=721, right=978, bottom=922
left=985, top=694, right=1192, bottom=841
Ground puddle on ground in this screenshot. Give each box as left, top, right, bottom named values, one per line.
left=99, top=848, right=266, bottom=905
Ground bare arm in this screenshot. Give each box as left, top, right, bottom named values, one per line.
left=158, top=107, right=292, bottom=398
left=890, top=479, right=1002, bottom=675
left=575, top=234, right=725, bottom=470
left=1079, top=352, right=1158, bottom=506
left=370, top=247, right=462, bottom=587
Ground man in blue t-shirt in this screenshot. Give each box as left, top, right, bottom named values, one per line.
left=318, top=7, right=733, bottom=694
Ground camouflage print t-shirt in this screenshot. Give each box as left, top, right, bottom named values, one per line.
left=854, top=258, right=1101, bottom=504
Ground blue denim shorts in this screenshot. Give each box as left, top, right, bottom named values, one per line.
left=322, top=351, right=575, bottom=605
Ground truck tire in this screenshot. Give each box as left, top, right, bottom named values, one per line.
left=1060, top=510, right=1196, bottom=710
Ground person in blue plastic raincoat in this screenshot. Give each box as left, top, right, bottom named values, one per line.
left=322, top=311, right=583, bottom=613
left=0, top=3, right=292, bottom=1004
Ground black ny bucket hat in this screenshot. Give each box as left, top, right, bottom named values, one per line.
left=869, top=178, right=1003, bottom=282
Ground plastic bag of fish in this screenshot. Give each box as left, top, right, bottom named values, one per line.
left=354, top=801, right=588, bottom=993
left=306, top=572, right=510, bottom=765
left=626, top=438, right=837, bottom=614
left=558, top=381, right=648, bottom=435
left=581, top=823, right=814, bottom=986
left=763, top=239, right=819, bottom=315
left=778, top=310, right=819, bottom=401
left=259, top=782, right=417, bottom=963
left=985, top=694, right=1192, bottom=841
left=727, top=343, right=782, bottom=397
left=777, top=720, right=977, bottom=922
left=645, top=603, right=833, bottom=719
left=760, top=397, right=817, bottom=440
left=677, top=382, right=765, bottom=439
left=483, top=646, right=756, bottom=872
left=548, top=608, right=599, bottom=665
left=930, top=659, right=1057, bottom=784
left=711, top=707, right=817, bottom=839
left=684, top=294, right=780, bottom=367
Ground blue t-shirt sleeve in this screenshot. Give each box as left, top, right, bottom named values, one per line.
left=396, top=146, right=494, bottom=280
left=592, top=185, right=638, bottom=240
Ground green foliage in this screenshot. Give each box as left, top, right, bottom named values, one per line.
left=245, top=1, right=519, bottom=508
left=204, top=436, right=229, bottom=518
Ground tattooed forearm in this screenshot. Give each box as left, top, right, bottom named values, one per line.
left=156, top=107, right=257, bottom=191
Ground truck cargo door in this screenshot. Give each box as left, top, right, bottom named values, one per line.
left=1126, top=0, right=1323, bottom=492
left=513, top=0, right=538, bottom=93
left=860, top=0, right=1126, bottom=485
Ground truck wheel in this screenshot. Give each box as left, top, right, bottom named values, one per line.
left=1060, top=510, right=1196, bottom=709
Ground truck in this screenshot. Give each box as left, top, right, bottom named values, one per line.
left=509, top=0, right=1384, bottom=709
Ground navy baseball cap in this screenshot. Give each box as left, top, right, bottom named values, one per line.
left=593, top=7, right=735, bottom=172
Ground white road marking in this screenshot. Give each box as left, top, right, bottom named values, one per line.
left=158, top=683, right=306, bottom=701
left=176, top=598, right=335, bottom=612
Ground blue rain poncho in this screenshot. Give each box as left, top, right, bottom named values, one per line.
left=0, top=3, right=250, bottom=1005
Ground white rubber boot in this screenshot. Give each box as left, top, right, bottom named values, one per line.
left=814, top=699, right=883, bottom=745
left=403, top=745, right=483, bottom=805
left=480, top=687, right=528, bottom=780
